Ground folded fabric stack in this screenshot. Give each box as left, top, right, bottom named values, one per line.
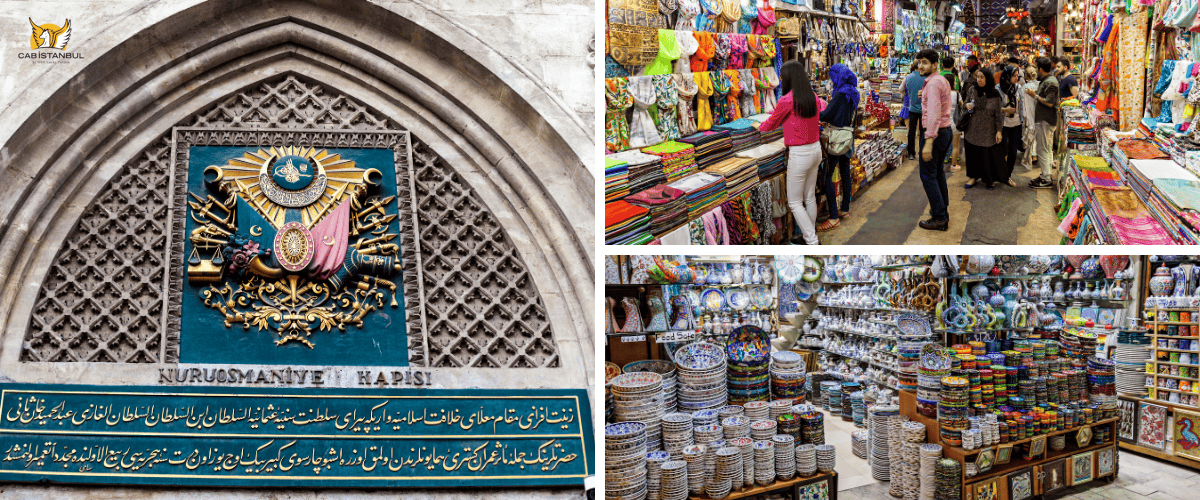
left=745, top=113, right=783, bottom=144
left=1065, top=117, right=1096, bottom=150
left=712, top=119, right=762, bottom=153
left=678, top=130, right=733, bottom=170
left=705, top=156, right=759, bottom=198
left=604, top=200, right=652, bottom=245
left=667, top=172, right=728, bottom=220
left=625, top=185, right=688, bottom=236
left=641, top=140, right=698, bottom=184
left=736, top=141, right=787, bottom=179
left=1126, top=159, right=1200, bottom=244
left=607, top=150, right=665, bottom=198
left=1068, top=155, right=1163, bottom=244
left=604, top=158, right=629, bottom=202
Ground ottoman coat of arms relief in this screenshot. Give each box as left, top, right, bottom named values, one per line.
left=187, top=145, right=403, bottom=349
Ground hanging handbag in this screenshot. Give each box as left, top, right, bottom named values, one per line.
left=821, top=125, right=855, bottom=156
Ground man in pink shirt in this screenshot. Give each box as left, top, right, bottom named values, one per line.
left=916, top=48, right=953, bottom=231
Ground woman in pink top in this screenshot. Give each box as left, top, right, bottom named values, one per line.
left=760, top=60, right=827, bottom=245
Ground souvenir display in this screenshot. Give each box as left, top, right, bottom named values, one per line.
left=1041, top=458, right=1069, bottom=495
left=1007, top=467, right=1034, bottom=500
left=1138, top=402, right=1168, bottom=451
left=1173, top=409, right=1200, bottom=461
left=1070, top=451, right=1094, bottom=486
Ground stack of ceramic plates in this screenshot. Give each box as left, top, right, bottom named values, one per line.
left=682, top=444, right=707, bottom=494
left=727, top=327, right=771, bottom=404
left=901, top=421, right=927, bottom=500
left=777, top=412, right=802, bottom=439
left=660, top=460, right=688, bottom=500
left=850, top=391, right=867, bottom=427
left=851, top=430, right=868, bottom=458
left=938, top=376, right=969, bottom=447
left=769, top=399, right=794, bottom=419
left=889, top=415, right=906, bottom=497
left=935, top=458, right=961, bottom=500
left=606, top=383, right=613, bottom=423
left=626, top=360, right=679, bottom=414
left=1113, top=342, right=1151, bottom=397
left=820, top=381, right=840, bottom=411
left=795, top=443, right=817, bottom=476
left=1049, top=434, right=1066, bottom=451
left=750, top=419, right=777, bottom=440
left=841, top=382, right=861, bottom=421
left=662, top=413, right=695, bottom=458
left=612, top=372, right=666, bottom=450
left=743, top=400, right=770, bottom=421
left=694, top=424, right=723, bottom=446
left=799, top=411, right=825, bottom=445
left=645, top=450, right=669, bottom=500
left=771, top=351, right=807, bottom=400
left=675, top=343, right=728, bottom=412
left=919, top=444, right=942, bottom=500
left=606, top=422, right=648, bottom=500
left=709, top=447, right=741, bottom=499
left=773, top=434, right=796, bottom=480
left=753, top=440, right=776, bottom=485
left=692, top=409, right=720, bottom=428
left=815, top=444, right=836, bottom=473
left=719, top=405, right=745, bottom=420
left=961, top=429, right=980, bottom=450
left=1087, top=356, right=1116, bottom=405
left=703, top=440, right=725, bottom=492
left=868, top=405, right=898, bottom=481
left=722, top=416, right=751, bottom=440
left=728, top=437, right=754, bottom=488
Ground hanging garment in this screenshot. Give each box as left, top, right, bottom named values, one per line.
left=694, top=71, right=715, bottom=130
left=677, top=0, right=701, bottom=30
left=608, top=0, right=666, bottom=67
left=628, top=76, right=664, bottom=148
left=719, top=0, right=741, bottom=32
left=605, top=77, right=634, bottom=151
left=691, top=31, right=715, bottom=71
left=729, top=34, right=749, bottom=70
left=645, top=29, right=682, bottom=75
left=1094, top=21, right=1120, bottom=117
left=697, top=0, right=720, bottom=31
left=675, top=30, right=700, bottom=74
left=653, top=74, right=682, bottom=141
left=676, top=73, right=701, bottom=136
left=711, top=70, right=733, bottom=126
left=661, top=0, right=679, bottom=17
left=605, top=55, right=633, bottom=78
left=762, top=66, right=780, bottom=112
left=724, top=70, right=743, bottom=121
left=745, top=35, right=763, bottom=68
left=738, top=0, right=757, bottom=34
left=754, top=2, right=776, bottom=34
left=739, top=68, right=758, bottom=116
left=712, top=33, right=732, bottom=72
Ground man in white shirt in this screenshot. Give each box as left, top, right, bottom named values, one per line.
left=1020, top=65, right=1039, bottom=171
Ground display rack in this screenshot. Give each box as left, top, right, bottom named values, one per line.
left=687, top=470, right=838, bottom=500
left=1144, top=305, right=1200, bottom=408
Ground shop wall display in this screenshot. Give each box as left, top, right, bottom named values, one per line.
left=996, top=444, right=1013, bottom=465
left=1070, top=452, right=1094, bottom=486
left=1096, top=447, right=1115, bottom=478
left=1173, top=409, right=1200, bottom=461
left=1139, top=402, right=1169, bottom=451
left=1041, top=458, right=1069, bottom=495
left=1118, top=398, right=1139, bottom=443
left=1008, top=467, right=1035, bottom=500
left=970, top=477, right=1001, bottom=500
left=796, top=478, right=832, bottom=500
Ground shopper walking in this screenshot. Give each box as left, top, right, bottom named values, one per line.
left=817, top=63, right=859, bottom=232
left=941, top=55, right=963, bottom=171
left=998, top=65, right=1022, bottom=187
left=1026, top=57, right=1059, bottom=189
left=904, top=61, right=925, bottom=161
left=1020, top=65, right=1038, bottom=170
left=915, top=49, right=953, bottom=231
left=761, top=60, right=826, bottom=245
left=961, top=67, right=1005, bottom=189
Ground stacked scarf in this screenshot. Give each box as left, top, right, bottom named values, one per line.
left=694, top=71, right=715, bottom=131
left=654, top=74, right=682, bottom=141
left=676, top=30, right=700, bottom=74
left=605, top=77, right=633, bottom=151
left=628, top=76, right=664, bottom=148
left=691, top=32, right=715, bottom=71
left=676, top=73, right=701, bottom=136
left=677, top=0, right=701, bottom=30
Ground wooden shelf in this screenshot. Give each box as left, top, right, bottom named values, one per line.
left=1152, top=373, right=1196, bottom=381
left=688, top=471, right=837, bottom=500
left=1153, top=348, right=1199, bottom=353
left=1150, top=360, right=1200, bottom=367
left=1147, top=386, right=1197, bottom=395
left=1119, top=440, right=1200, bottom=468
left=963, top=438, right=1116, bottom=485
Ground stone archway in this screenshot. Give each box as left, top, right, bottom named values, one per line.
left=0, top=0, right=594, bottom=394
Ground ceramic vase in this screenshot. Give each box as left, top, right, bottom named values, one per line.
left=1081, top=257, right=1102, bottom=279
left=1098, top=255, right=1128, bottom=279
left=1149, top=264, right=1175, bottom=297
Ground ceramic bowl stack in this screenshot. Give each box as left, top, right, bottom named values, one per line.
left=709, top=447, right=741, bottom=499
left=770, top=351, right=807, bottom=400
left=820, top=381, right=841, bottom=411
left=1087, top=356, right=1116, bottom=405
left=900, top=421, right=927, bottom=500
left=727, top=327, right=772, bottom=405
left=815, top=444, right=836, bottom=473
left=719, top=405, right=745, bottom=420
left=795, top=443, right=817, bottom=476
left=753, top=440, right=776, bottom=485
left=682, top=444, right=707, bottom=494
left=773, top=434, right=796, bottom=480
left=675, top=343, right=728, bottom=413
left=1114, top=340, right=1151, bottom=397
left=606, top=422, right=648, bottom=500
left=694, top=424, right=723, bottom=447
left=889, top=416, right=907, bottom=498
left=722, top=416, right=751, bottom=440
left=606, top=383, right=613, bottom=423
left=626, top=360, right=679, bottom=414
left=645, top=450, right=669, bottom=500
left=1050, top=434, right=1066, bottom=451
left=919, top=444, right=943, bottom=500
left=750, top=419, right=777, bottom=440
left=662, top=413, right=695, bottom=458
left=692, top=409, right=720, bottom=428
left=799, top=411, right=825, bottom=445
left=850, top=391, right=867, bottom=427
left=660, top=460, right=688, bottom=500
left=612, top=372, right=666, bottom=450
left=868, top=405, right=897, bottom=481
left=728, top=437, right=754, bottom=488
left=743, top=400, right=770, bottom=421
left=769, top=399, right=795, bottom=419
left=840, top=381, right=861, bottom=421
left=935, top=458, right=961, bottom=500
left=777, top=412, right=802, bottom=439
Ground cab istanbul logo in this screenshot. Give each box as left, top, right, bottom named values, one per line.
left=20, top=18, right=84, bottom=59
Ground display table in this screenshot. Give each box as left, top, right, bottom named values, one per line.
left=688, top=470, right=838, bottom=500
left=899, top=390, right=1118, bottom=498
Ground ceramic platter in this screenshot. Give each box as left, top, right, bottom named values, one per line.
left=751, top=286, right=771, bottom=308
left=793, top=280, right=822, bottom=300
left=897, top=313, right=932, bottom=337
left=776, top=256, right=804, bottom=284
left=727, top=287, right=750, bottom=310
left=802, top=256, right=823, bottom=282
left=701, top=288, right=726, bottom=311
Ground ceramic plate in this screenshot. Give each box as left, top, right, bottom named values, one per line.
left=751, top=286, right=771, bottom=308
left=802, top=256, right=823, bottom=282
left=727, top=287, right=750, bottom=310
left=776, top=256, right=804, bottom=284
left=701, top=288, right=726, bottom=311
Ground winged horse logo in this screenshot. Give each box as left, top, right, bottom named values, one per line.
left=29, top=19, right=70, bottom=50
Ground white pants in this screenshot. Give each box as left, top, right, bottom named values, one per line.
left=1035, top=121, right=1054, bottom=181
left=786, top=142, right=823, bottom=244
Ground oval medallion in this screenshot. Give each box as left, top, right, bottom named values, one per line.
left=274, top=222, right=315, bottom=272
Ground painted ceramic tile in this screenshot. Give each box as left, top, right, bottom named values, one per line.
left=1139, top=402, right=1168, bottom=451
left=1070, top=452, right=1093, bottom=486
left=605, top=256, right=622, bottom=284
left=1041, top=458, right=1067, bottom=494
left=1096, top=447, right=1115, bottom=477
left=1118, top=398, right=1138, bottom=443
left=996, top=444, right=1012, bottom=465
left=796, top=479, right=829, bottom=500
left=973, top=477, right=999, bottom=500
left=628, top=255, right=655, bottom=284
left=1173, top=408, right=1200, bottom=461
left=1008, top=467, right=1034, bottom=500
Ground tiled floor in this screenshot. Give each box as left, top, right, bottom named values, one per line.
left=814, top=405, right=1200, bottom=499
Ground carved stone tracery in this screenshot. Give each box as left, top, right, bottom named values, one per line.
left=21, top=74, right=558, bottom=367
